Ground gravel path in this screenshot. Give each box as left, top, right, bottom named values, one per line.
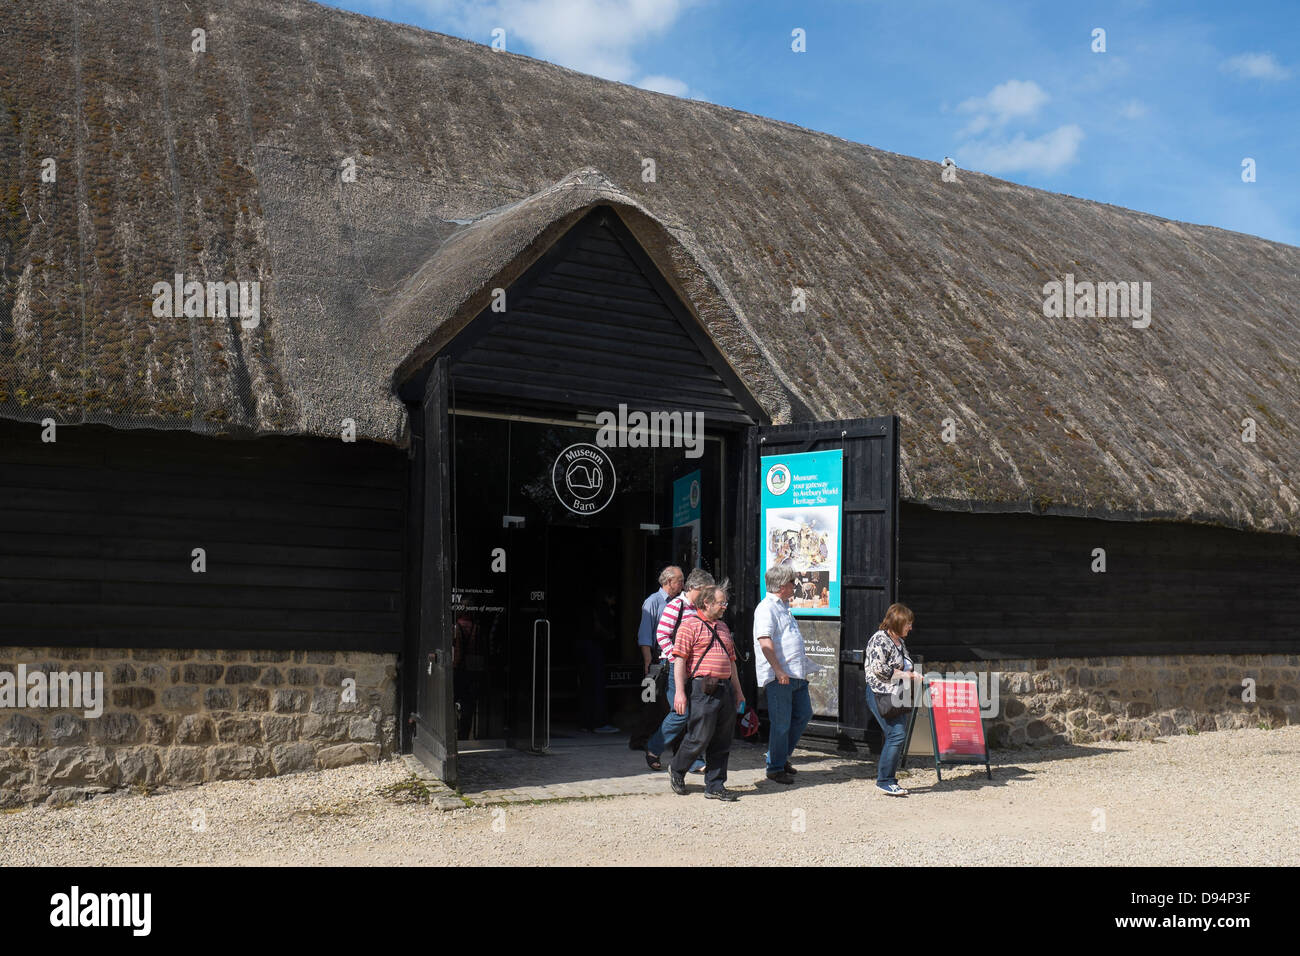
left=4, top=726, right=1298, bottom=866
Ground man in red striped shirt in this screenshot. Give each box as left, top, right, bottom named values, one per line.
left=670, top=582, right=746, bottom=801
left=645, top=569, right=713, bottom=770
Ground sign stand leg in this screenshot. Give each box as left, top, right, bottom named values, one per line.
left=928, top=680, right=943, bottom=782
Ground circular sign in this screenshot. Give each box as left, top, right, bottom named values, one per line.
left=689, top=479, right=701, bottom=510
left=552, top=443, right=617, bottom=515
left=765, top=462, right=792, bottom=496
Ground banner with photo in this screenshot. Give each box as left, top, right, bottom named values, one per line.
left=759, top=449, right=842, bottom=617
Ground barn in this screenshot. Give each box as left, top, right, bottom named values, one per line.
left=1, top=0, right=1297, bottom=803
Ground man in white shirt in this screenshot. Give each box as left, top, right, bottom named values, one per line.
left=754, top=565, right=817, bottom=784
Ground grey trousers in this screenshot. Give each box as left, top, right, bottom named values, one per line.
left=669, top=678, right=735, bottom=791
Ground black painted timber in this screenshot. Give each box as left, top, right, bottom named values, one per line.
left=899, top=502, right=1300, bottom=660
left=440, top=207, right=763, bottom=426
left=0, top=418, right=407, bottom=650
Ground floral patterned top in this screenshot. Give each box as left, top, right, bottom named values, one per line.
left=864, top=629, right=912, bottom=695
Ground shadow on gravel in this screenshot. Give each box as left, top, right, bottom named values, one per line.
left=453, top=736, right=1130, bottom=801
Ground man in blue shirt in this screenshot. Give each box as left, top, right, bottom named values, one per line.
left=638, top=566, right=684, bottom=675
left=629, top=566, right=683, bottom=751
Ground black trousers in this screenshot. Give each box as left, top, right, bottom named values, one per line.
left=669, top=677, right=734, bottom=791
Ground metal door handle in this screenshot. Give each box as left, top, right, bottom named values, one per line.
left=532, top=618, right=551, bottom=753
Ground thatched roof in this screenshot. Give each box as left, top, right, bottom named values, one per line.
left=2, top=0, right=1297, bottom=535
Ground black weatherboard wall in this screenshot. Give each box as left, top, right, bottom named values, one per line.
left=0, top=418, right=407, bottom=650
left=429, top=207, right=761, bottom=426
left=899, top=503, right=1300, bottom=660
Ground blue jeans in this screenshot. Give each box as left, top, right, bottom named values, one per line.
left=647, top=663, right=688, bottom=756
left=865, top=689, right=909, bottom=786
left=764, top=678, right=812, bottom=774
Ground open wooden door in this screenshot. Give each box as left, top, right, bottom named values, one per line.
left=743, top=416, right=899, bottom=748
left=412, top=357, right=458, bottom=783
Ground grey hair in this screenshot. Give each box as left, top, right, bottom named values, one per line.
left=684, top=568, right=714, bottom=591
left=765, top=565, right=795, bottom=592
left=698, top=578, right=731, bottom=609
left=658, top=565, right=684, bottom=587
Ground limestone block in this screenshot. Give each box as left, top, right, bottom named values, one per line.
left=203, top=688, right=234, bottom=710
left=162, top=685, right=198, bottom=710
left=162, top=746, right=207, bottom=785
left=270, top=742, right=317, bottom=774
left=183, top=663, right=224, bottom=684
left=347, top=717, right=378, bottom=742
left=111, top=687, right=155, bottom=710
left=34, top=746, right=120, bottom=788
left=262, top=715, right=297, bottom=743
left=93, top=712, right=141, bottom=745
left=223, top=665, right=262, bottom=684
left=216, top=716, right=263, bottom=744
left=114, top=747, right=161, bottom=786
left=315, top=743, right=379, bottom=769
left=300, top=713, right=347, bottom=741
left=206, top=745, right=272, bottom=781
left=0, top=714, right=42, bottom=746
left=175, top=715, right=215, bottom=745
left=272, top=689, right=310, bottom=713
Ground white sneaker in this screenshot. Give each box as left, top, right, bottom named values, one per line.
left=877, top=782, right=908, bottom=796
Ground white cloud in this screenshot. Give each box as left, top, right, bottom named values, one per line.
left=957, top=79, right=1049, bottom=135
left=1221, top=52, right=1291, bottom=81
left=419, top=0, right=694, bottom=83
left=1119, top=99, right=1148, bottom=120
left=637, top=74, right=690, bottom=97
left=959, top=125, right=1084, bottom=175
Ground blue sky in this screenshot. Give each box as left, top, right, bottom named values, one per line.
left=321, top=0, right=1300, bottom=247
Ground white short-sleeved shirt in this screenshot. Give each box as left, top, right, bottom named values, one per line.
left=752, top=592, right=819, bottom=686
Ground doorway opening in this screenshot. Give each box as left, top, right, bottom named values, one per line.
left=448, top=409, right=725, bottom=751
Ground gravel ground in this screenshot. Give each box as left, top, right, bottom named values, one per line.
left=4, top=726, right=1298, bottom=866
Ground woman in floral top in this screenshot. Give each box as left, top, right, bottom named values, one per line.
left=865, top=604, right=923, bottom=795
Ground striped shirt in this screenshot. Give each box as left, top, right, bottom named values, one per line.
left=674, top=617, right=736, bottom=680
left=655, top=595, right=698, bottom=662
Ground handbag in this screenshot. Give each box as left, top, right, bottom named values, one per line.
left=873, top=688, right=907, bottom=720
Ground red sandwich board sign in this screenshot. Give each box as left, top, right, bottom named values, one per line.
left=923, top=677, right=992, bottom=781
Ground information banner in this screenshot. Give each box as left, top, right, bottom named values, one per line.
left=929, top=678, right=987, bottom=757
left=759, top=450, right=842, bottom=617
left=672, top=470, right=702, bottom=569
left=798, top=620, right=839, bottom=718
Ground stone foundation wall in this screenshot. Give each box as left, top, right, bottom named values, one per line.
left=0, top=648, right=398, bottom=807
left=925, top=654, right=1299, bottom=748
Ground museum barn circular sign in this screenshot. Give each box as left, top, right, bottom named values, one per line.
left=552, top=443, right=617, bottom=515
